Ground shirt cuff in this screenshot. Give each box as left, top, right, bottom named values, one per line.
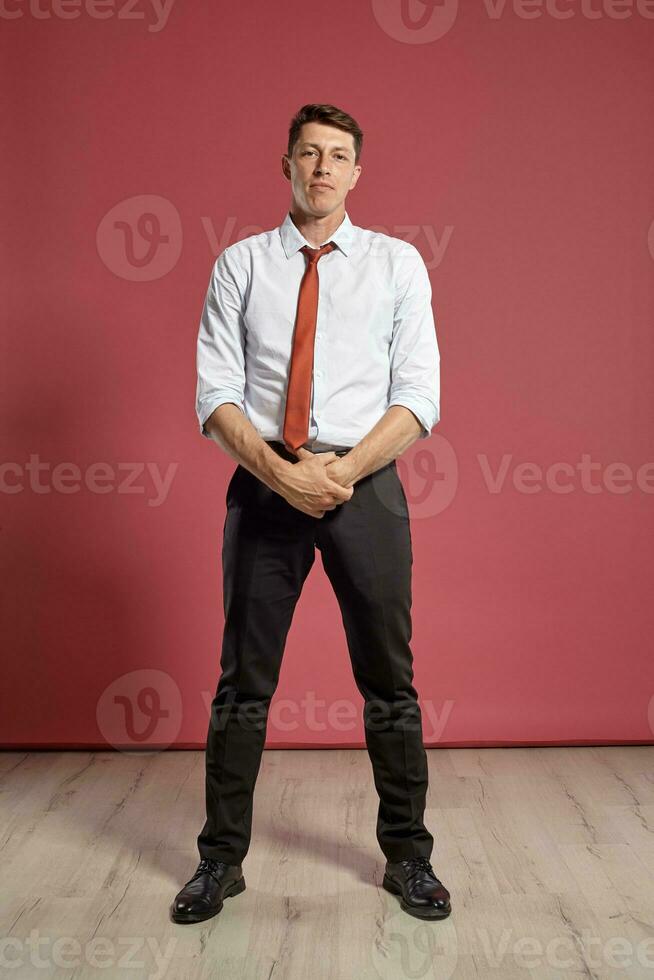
left=387, top=395, right=439, bottom=439
left=197, top=392, right=245, bottom=438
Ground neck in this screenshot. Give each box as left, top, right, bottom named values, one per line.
left=289, top=205, right=345, bottom=248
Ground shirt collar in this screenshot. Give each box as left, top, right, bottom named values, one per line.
left=279, top=209, right=354, bottom=258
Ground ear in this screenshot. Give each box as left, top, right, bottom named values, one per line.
left=350, top=164, right=362, bottom=189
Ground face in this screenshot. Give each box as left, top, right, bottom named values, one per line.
left=282, top=121, right=362, bottom=216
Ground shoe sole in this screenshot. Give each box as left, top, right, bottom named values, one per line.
left=382, top=873, right=451, bottom=920
left=170, top=875, right=246, bottom=924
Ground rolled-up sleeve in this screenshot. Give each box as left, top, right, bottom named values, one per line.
left=195, top=247, right=247, bottom=439
left=387, top=244, right=440, bottom=439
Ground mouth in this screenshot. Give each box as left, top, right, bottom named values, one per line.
left=310, top=183, right=334, bottom=190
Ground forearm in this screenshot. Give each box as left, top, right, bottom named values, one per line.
left=342, top=405, right=423, bottom=484
left=203, top=403, right=293, bottom=494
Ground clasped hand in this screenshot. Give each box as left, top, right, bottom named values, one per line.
left=279, top=447, right=354, bottom=518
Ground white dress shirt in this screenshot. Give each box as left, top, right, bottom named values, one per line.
left=195, top=210, right=440, bottom=451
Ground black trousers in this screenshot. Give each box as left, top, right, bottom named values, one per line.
left=197, top=442, right=434, bottom=865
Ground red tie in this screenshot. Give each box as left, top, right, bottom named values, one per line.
left=283, top=241, right=337, bottom=452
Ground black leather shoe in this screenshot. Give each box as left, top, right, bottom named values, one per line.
left=383, top=856, right=451, bottom=920
left=170, top=858, right=246, bottom=924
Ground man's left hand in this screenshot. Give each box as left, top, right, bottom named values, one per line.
left=323, top=456, right=356, bottom=489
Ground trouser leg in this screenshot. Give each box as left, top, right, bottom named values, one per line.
left=316, top=461, right=434, bottom=862
left=197, top=465, right=316, bottom=864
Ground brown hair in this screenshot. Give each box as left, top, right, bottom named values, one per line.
left=287, top=104, right=363, bottom=164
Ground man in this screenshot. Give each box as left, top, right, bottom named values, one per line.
left=171, top=103, right=451, bottom=924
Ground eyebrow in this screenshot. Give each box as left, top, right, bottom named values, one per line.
left=300, top=142, right=351, bottom=153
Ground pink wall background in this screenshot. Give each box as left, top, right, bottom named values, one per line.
left=2, top=1, right=653, bottom=750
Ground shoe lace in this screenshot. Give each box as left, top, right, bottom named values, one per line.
left=402, top=856, right=435, bottom=880
left=191, top=858, right=227, bottom=883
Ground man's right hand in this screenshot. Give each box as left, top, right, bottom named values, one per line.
left=276, top=448, right=354, bottom=518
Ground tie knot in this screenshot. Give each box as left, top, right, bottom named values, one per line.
left=301, top=241, right=336, bottom=264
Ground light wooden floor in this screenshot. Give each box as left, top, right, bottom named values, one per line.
left=1, top=746, right=653, bottom=979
